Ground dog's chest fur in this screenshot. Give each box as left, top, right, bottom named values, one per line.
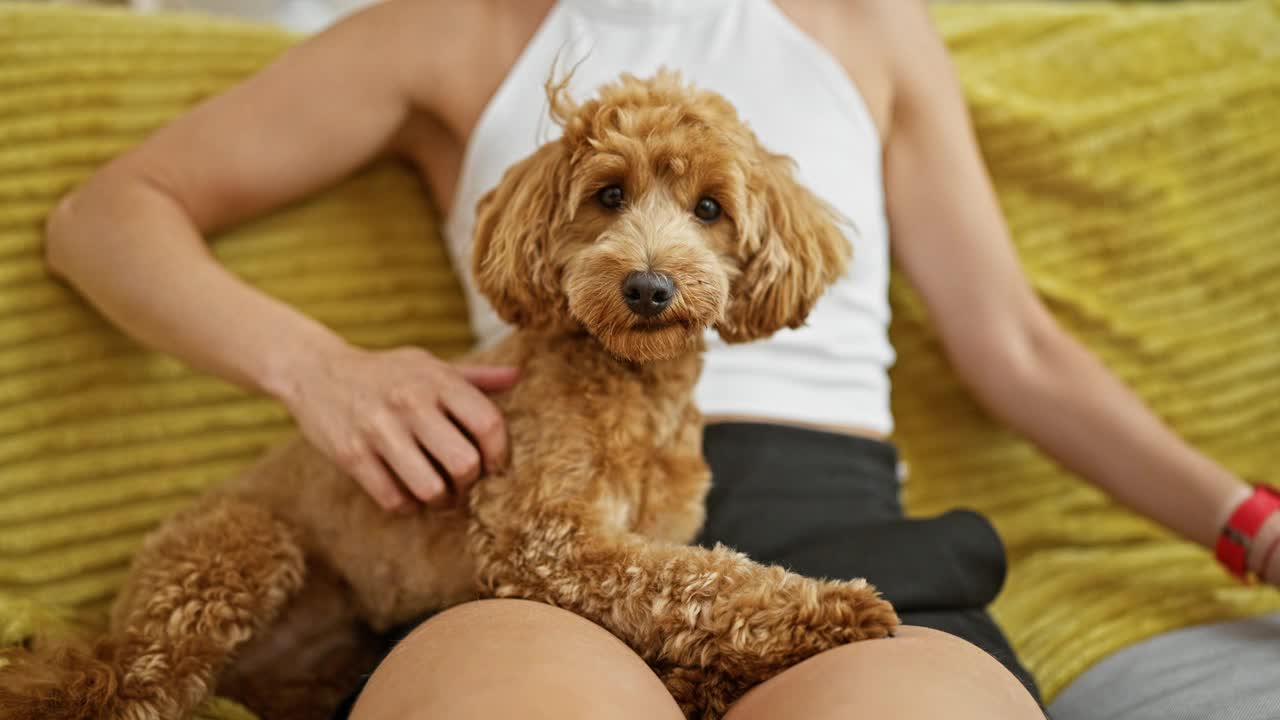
left=489, top=332, right=710, bottom=542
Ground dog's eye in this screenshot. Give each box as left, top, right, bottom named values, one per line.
left=694, top=197, right=722, bottom=223
left=597, top=185, right=625, bottom=210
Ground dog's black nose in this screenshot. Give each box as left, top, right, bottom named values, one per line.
left=622, top=271, right=675, bottom=318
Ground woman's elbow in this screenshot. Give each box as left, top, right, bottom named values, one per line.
left=44, top=188, right=84, bottom=279
left=948, top=310, right=1065, bottom=409
left=44, top=166, right=151, bottom=280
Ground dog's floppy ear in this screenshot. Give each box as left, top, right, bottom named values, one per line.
left=717, top=150, right=852, bottom=343
left=472, top=141, right=571, bottom=327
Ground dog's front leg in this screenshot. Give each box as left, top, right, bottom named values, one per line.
left=466, top=482, right=898, bottom=719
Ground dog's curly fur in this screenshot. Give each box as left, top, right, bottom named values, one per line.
left=0, top=71, right=897, bottom=720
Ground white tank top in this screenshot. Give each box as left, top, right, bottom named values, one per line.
left=444, top=0, right=897, bottom=434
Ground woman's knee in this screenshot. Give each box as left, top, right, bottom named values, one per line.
left=349, top=599, right=683, bottom=720
left=725, top=626, right=1044, bottom=720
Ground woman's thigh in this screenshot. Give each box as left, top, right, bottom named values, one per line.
left=725, top=626, right=1045, bottom=720
left=348, top=599, right=683, bottom=720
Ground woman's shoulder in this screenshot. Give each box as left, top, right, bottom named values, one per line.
left=373, top=0, right=552, bottom=130
left=772, top=0, right=922, bottom=140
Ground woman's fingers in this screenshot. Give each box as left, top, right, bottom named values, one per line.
left=411, top=411, right=483, bottom=497
left=455, top=364, right=519, bottom=393
left=368, top=415, right=451, bottom=509
left=442, top=375, right=511, bottom=473
left=339, top=445, right=415, bottom=513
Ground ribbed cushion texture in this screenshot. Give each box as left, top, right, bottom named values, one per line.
left=0, top=1, right=1277, bottom=715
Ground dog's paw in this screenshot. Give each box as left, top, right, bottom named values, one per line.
left=809, top=578, right=900, bottom=643
left=709, top=575, right=899, bottom=685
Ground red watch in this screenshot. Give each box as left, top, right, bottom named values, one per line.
left=1216, top=485, right=1280, bottom=581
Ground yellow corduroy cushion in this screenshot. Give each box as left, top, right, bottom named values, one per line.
left=1, top=1, right=1278, bottom=714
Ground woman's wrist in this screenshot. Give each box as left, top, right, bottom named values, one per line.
left=256, top=324, right=357, bottom=407
left=1214, top=484, right=1254, bottom=543
left=1213, top=483, right=1280, bottom=582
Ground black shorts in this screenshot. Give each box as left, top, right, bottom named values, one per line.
left=696, top=423, right=1041, bottom=700
left=331, top=422, right=1041, bottom=718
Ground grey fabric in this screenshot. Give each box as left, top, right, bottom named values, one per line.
left=1050, top=612, right=1280, bottom=720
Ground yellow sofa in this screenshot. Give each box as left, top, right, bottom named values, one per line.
left=1, top=2, right=1278, bottom=716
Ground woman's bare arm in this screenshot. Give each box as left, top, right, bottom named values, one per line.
left=45, top=0, right=513, bottom=512
left=875, top=2, right=1276, bottom=579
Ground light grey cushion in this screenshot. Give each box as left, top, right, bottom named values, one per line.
left=1050, top=613, right=1280, bottom=720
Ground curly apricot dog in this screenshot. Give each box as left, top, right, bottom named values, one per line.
left=0, top=71, right=897, bottom=720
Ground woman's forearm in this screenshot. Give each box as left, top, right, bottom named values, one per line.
left=968, top=320, right=1250, bottom=550
left=31, top=1, right=522, bottom=511
left=45, top=173, right=348, bottom=404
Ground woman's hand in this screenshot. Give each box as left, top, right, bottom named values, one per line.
left=1251, top=512, right=1280, bottom=588
left=278, top=344, right=518, bottom=512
